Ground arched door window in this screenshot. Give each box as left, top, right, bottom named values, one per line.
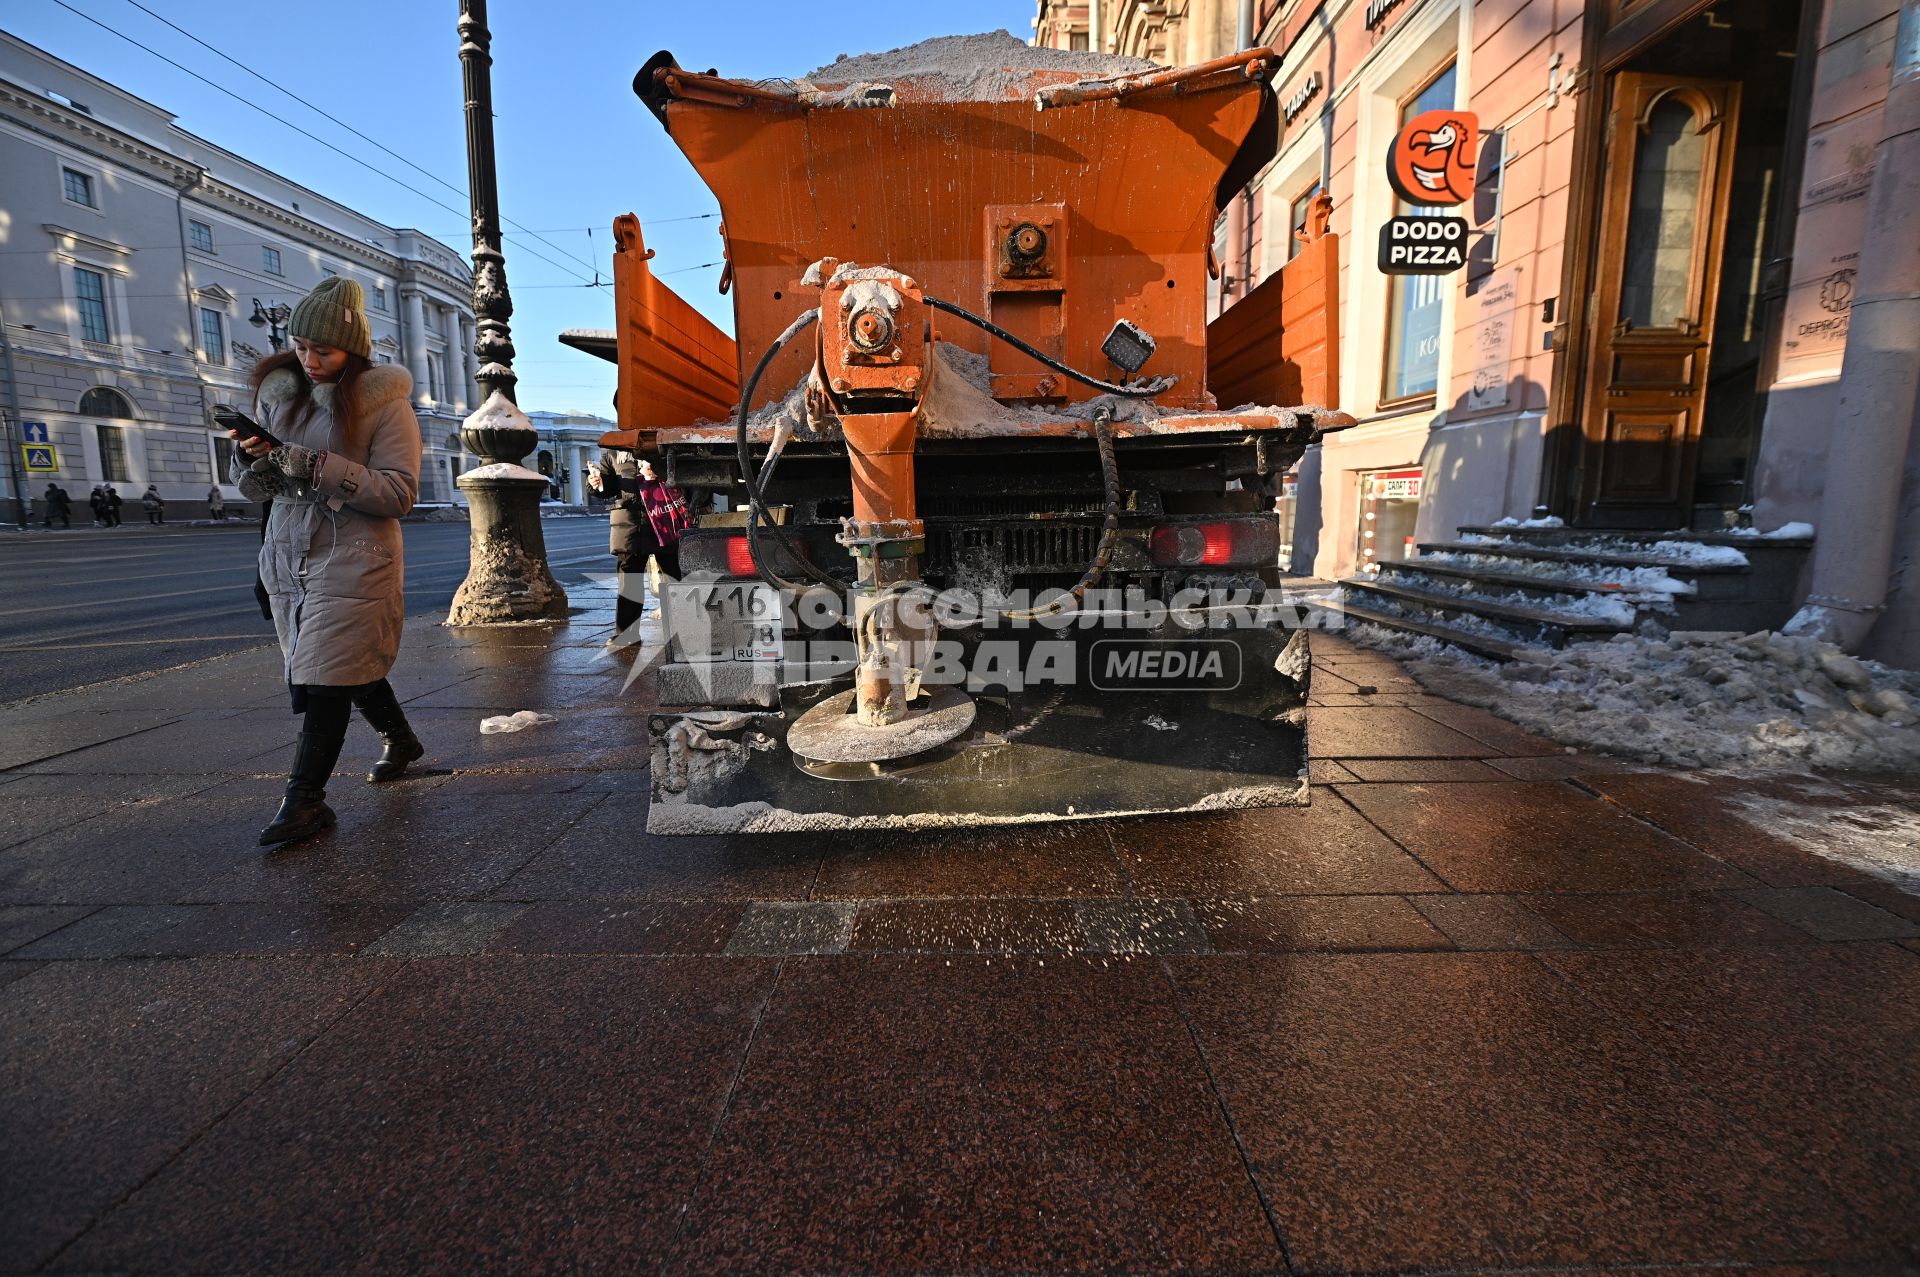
left=79, top=387, right=134, bottom=418
left=1619, top=94, right=1713, bottom=330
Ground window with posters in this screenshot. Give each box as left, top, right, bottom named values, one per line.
left=1383, top=63, right=1457, bottom=404
left=1357, top=467, right=1423, bottom=573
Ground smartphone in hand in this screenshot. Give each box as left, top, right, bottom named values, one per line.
left=211, top=405, right=282, bottom=450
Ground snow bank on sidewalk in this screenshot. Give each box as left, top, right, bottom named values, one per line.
left=1350, top=624, right=1920, bottom=772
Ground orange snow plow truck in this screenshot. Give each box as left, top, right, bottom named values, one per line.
left=591, top=33, right=1348, bottom=833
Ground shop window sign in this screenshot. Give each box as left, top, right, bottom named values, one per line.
left=1358, top=468, right=1423, bottom=572
left=1372, top=472, right=1422, bottom=501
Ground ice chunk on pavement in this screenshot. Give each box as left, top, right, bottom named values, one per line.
left=480, top=710, right=558, bottom=734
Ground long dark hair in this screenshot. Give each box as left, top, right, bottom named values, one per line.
left=249, top=348, right=375, bottom=452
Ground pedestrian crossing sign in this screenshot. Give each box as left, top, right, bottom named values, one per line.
left=22, top=444, right=57, bottom=473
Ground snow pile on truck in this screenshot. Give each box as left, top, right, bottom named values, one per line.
left=801, top=31, right=1156, bottom=101
left=1355, top=625, right=1920, bottom=772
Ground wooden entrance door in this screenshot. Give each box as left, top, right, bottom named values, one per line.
left=1577, top=72, right=1741, bottom=527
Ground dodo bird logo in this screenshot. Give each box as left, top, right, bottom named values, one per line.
left=1387, top=109, right=1479, bottom=207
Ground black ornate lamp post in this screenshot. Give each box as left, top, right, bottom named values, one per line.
left=248, top=299, right=291, bottom=351
left=446, top=0, right=567, bottom=624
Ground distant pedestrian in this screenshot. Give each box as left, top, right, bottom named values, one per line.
left=102, top=485, right=122, bottom=527
left=88, top=486, right=105, bottom=526
left=588, top=449, right=689, bottom=639
left=142, top=485, right=165, bottom=525
left=42, top=483, right=71, bottom=529
left=230, top=276, right=424, bottom=847
left=208, top=485, right=227, bottom=521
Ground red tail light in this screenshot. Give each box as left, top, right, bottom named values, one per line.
left=724, top=535, right=757, bottom=577
left=1149, top=520, right=1276, bottom=568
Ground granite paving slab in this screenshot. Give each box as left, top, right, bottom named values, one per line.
left=1171, top=952, right=1864, bottom=1273
left=115, top=903, right=417, bottom=956
left=1579, top=772, right=1886, bottom=888
left=725, top=900, right=855, bottom=955
left=497, top=792, right=824, bottom=901
left=365, top=706, right=654, bottom=773
left=1543, top=944, right=1920, bottom=1259
left=1732, top=886, right=1920, bottom=941
left=1194, top=894, right=1451, bottom=952
left=0, top=959, right=381, bottom=1273
left=812, top=821, right=1129, bottom=900
left=1407, top=893, right=1578, bottom=951
left=1073, top=898, right=1212, bottom=954
left=7, top=905, right=205, bottom=960
left=361, top=902, right=528, bottom=956
left=846, top=898, right=1085, bottom=953
left=0, top=961, right=42, bottom=990
left=486, top=901, right=747, bottom=954
left=1308, top=705, right=1494, bottom=758
left=0, top=905, right=93, bottom=956
left=1408, top=702, right=1567, bottom=756
left=186, top=791, right=607, bottom=903
left=1111, top=794, right=1448, bottom=897
left=1340, top=758, right=1512, bottom=783
left=1524, top=890, right=1824, bottom=948
left=0, top=798, right=291, bottom=905
left=0, top=712, right=182, bottom=772
left=400, top=669, right=636, bottom=710
left=0, top=775, right=214, bottom=854
left=59, top=957, right=774, bottom=1276
left=666, top=955, right=1283, bottom=1276
left=1339, top=782, right=1760, bottom=893
left=19, top=714, right=307, bottom=777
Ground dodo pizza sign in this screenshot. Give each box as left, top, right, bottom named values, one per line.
left=1378, top=109, right=1478, bottom=276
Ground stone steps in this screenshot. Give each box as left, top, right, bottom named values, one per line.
left=1341, top=525, right=1815, bottom=658
left=1340, top=576, right=1631, bottom=650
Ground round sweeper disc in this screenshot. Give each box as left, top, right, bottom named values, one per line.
left=786, top=686, right=978, bottom=765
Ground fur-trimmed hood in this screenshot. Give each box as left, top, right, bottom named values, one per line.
left=258, top=364, right=413, bottom=414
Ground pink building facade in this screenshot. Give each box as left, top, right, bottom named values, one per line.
left=1035, top=0, right=1920, bottom=664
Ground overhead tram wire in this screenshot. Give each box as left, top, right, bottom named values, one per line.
left=114, top=0, right=603, bottom=280
left=45, top=0, right=596, bottom=289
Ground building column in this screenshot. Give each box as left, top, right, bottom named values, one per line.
left=567, top=444, right=586, bottom=502
left=401, top=289, right=430, bottom=404
left=439, top=303, right=464, bottom=409
left=458, top=316, right=479, bottom=407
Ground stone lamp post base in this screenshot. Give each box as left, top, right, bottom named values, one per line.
left=446, top=391, right=568, bottom=625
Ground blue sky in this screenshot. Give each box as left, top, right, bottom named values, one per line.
left=4, top=0, right=1037, bottom=414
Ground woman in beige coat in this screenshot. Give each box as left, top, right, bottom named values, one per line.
left=231, top=277, right=425, bottom=846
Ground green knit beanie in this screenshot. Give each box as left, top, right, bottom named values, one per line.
left=288, top=276, right=372, bottom=358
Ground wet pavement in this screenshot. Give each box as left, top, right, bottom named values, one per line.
left=2, top=599, right=1918, bottom=1276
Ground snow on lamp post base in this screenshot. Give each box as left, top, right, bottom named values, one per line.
left=447, top=389, right=568, bottom=625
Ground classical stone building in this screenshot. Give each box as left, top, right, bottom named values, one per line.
left=1035, top=0, right=1920, bottom=665
left=526, top=409, right=615, bottom=506
left=0, top=32, right=478, bottom=521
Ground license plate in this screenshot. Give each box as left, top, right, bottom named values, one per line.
left=665, top=581, right=783, bottom=662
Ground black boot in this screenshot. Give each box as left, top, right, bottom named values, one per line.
left=353, top=681, right=424, bottom=783
left=260, top=730, right=345, bottom=846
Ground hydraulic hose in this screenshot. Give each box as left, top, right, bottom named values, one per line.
left=738, top=297, right=1147, bottom=612
left=923, top=296, right=1174, bottom=398
left=734, top=310, right=840, bottom=593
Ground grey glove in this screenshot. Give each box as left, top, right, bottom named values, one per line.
left=241, top=457, right=298, bottom=501
left=267, top=443, right=320, bottom=482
